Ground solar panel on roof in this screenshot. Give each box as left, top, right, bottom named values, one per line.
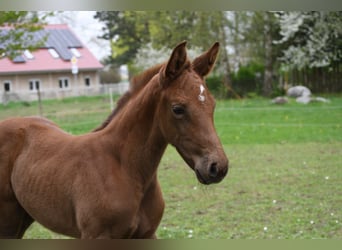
left=44, top=29, right=83, bottom=61
left=12, top=55, right=26, bottom=63
left=0, top=26, right=84, bottom=62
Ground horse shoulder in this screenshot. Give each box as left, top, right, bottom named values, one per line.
left=133, top=177, right=165, bottom=238
left=0, top=118, right=28, bottom=207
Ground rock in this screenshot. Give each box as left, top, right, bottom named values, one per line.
left=271, top=96, right=288, bottom=104
left=286, top=85, right=330, bottom=104
left=287, top=86, right=311, bottom=98
left=296, top=96, right=330, bottom=104
left=312, top=97, right=330, bottom=103
left=296, top=96, right=312, bottom=104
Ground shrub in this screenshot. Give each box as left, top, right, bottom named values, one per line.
left=232, top=62, right=264, bottom=97
left=206, top=75, right=228, bottom=99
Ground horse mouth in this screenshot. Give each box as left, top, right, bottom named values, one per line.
left=195, top=169, right=210, bottom=185
left=179, top=152, right=210, bottom=185
left=176, top=147, right=227, bottom=185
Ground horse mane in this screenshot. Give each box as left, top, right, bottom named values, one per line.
left=93, top=63, right=165, bottom=132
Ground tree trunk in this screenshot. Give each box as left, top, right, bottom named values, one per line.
left=263, top=12, right=273, bottom=97
left=217, top=12, right=237, bottom=98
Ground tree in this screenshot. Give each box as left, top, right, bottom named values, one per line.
left=150, top=11, right=235, bottom=96
left=213, top=12, right=234, bottom=96
left=0, top=11, right=46, bottom=59
left=242, top=11, right=281, bottom=96
left=263, top=12, right=277, bottom=96
left=94, top=11, right=151, bottom=66
left=275, top=11, right=342, bottom=70
left=134, top=42, right=202, bottom=71
left=96, top=11, right=236, bottom=96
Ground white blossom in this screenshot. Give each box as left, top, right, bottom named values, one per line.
left=274, top=12, right=306, bottom=44
left=134, top=42, right=202, bottom=71
left=275, top=11, right=341, bottom=70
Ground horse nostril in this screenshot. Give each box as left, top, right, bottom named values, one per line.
left=209, top=162, right=218, bottom=178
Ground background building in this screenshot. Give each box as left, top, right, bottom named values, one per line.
left=0, top=24, right=103, bottom=104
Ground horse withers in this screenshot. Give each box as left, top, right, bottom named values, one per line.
left=0, top=41, right=228, bottom=239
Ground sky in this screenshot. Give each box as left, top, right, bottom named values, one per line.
left=45, top=11, right=111, bottom=61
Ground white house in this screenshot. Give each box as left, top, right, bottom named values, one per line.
left=0, top=24, right=103, bottom=104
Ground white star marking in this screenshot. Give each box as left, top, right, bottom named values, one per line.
left=198, top=84, right=205, bottom=102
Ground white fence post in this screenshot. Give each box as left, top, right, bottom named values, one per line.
left=109, top=87, right=114, bottom=110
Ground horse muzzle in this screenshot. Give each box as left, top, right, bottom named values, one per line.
left=175, top=144, right=229, bottom=185
left=194, top=157, right=229, bottom=185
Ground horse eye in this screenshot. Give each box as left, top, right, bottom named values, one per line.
left=172, top=105, right=185, bottom=116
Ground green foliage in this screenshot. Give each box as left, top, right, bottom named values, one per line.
left=94, top=11, right=151, bottom=66
left=94, top=11, right=341, bottom=96
left=240, top=12, right=282, bottom=65
left=231, top=61, right=264, bottom=97
left=99, top=66, right=121, bottom=83
left=0, top=11, right=47, bottom=58
left=149, top=11, right=225, bottom=51
left=94, top=11, right=229, bottom=67
left=205, top=75, right=226, bottom=99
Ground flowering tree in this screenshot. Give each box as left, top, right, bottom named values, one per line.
left=134, top=42, right=202, bottom=71
left=275, top=11, right=342, bottom=70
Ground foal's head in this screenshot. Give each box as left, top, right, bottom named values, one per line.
left=157, top=41, right=228, bottom=184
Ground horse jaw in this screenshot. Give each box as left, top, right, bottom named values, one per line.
left=175, top=147, right=228, bottom=185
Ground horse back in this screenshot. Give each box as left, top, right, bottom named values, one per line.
left=0, top=117, right=60, bottom=194
left=0, top=116, right=60, bottom=157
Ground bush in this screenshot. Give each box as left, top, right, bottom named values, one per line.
left=232, top=62, right=264, bottom=97
left=99, top=66, right=121, bottom=84
left=206, top=75, right=226, bottom=99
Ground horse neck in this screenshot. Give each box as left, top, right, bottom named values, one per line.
left=100, top=76, right=167, bottom=186
left=93, top=64, right=164, bottom=132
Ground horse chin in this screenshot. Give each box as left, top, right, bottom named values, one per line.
left=186, top=159, right=212, bottom=185
left=175, top=148, right=216, bottom=185
left=195, top=168, right=211, bottom=185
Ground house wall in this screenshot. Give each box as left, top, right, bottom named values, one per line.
left=0, top=70, right=102, bottom=104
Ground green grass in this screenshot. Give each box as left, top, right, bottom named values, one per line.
left=215, top=97, right=342, bottom=144
left=158, top=143, right=342, bottom=239
left=1, top=95, right=341, bottom=239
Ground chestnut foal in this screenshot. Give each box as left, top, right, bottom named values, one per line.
left=0, top=41, right=228, bottom=238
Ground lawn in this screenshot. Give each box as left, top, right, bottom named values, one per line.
left=0, top=95, right=341, bottom=239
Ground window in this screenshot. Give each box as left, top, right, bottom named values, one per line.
left=84, top=77, right=91, bottom=87
left=48, top=48, right=59, bottom=58
left=70, top=48, right=81, bottom=58
left=3, top=81, right=11, bottom=92
left=24, top=50, right=34, bottom=60
left=29, top=80, right=40, bottom=91
left=59, top=78, right=69, bottom=89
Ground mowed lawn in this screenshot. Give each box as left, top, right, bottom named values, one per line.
left=0, top=95, right=341, bottom=239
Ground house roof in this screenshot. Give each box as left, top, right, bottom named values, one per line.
left=0, top=24, right=103, bottom=75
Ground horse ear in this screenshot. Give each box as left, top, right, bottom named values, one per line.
left=192, top=42, right=220, bottom=77
left=160, top=41, right=188, bottom=87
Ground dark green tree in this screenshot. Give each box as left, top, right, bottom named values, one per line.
left=94, top=11, right=151, bottom=66
left=236, top=11, right=282, bottom=96
left=95, top=11, right=235, bottom=95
